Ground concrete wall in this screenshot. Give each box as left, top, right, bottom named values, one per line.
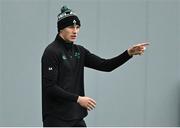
left=0, top=0, right=2, bottom=125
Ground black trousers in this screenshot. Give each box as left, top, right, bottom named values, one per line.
left=43, top=117, right=86, bottom=127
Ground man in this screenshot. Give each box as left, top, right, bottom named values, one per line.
left=41, top=6, right=149, bottom=127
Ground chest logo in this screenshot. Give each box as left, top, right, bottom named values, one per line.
left=74, top=52, right=80, bottom=59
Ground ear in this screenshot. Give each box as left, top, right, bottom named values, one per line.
left=59, top=30, right=63, bottom=33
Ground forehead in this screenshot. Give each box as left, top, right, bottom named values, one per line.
left=67, top=24, right=80, bottom=28
left=60, top=25, right=80, bottom=32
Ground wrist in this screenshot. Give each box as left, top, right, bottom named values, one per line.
left=77, top=96, right=81, bottom=103
left=127, top=49, right=133, bottom=56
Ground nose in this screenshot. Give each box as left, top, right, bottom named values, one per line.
left=73, top=27, right=78, bottom=34
left=72, top=26, right=79, bottom=34
left=73, top=28, right=77, bottom=33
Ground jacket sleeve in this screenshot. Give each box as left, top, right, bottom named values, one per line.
left=41, top=49, right=78, bottom=102
left=84, top=47, right=133, bottom=72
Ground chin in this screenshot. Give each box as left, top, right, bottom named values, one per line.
left=70, top=39, right=76, bottom=42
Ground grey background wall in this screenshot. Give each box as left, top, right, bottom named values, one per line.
left=0, top=0, right=2, bottom=125
left=0, top=0, right=180, bottom=126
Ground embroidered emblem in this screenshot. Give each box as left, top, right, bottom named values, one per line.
left=74, top=52, right=80, bottom=59
left=62, top=55, right=67, bottom=60
left=48, top=67, right=53, bottom=71
left=73, top=20, right=77, bottom=26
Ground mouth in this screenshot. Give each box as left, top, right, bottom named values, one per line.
left=71, top=35, right=77, bottom=39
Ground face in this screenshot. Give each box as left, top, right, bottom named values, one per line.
left=59, top=25, right=80, bottom=43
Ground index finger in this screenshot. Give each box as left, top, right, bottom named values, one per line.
left=138, top=42, right=150, bottom=46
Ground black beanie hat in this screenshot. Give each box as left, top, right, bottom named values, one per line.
left=57, top=6, right=81, bottom=32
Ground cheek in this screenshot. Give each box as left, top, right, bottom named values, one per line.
left=64, top=31, right=70, bottom=37
left=65, top=30, right=71, bottom=35
left=77, top=29, right=80, bottom=33
left=66, top=33, right=72, bottom=39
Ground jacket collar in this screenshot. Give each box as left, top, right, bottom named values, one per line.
left=54, top=34, right=74, bottom=50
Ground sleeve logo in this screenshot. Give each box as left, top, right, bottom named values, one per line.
left=48, top=67, right=53, bottom=71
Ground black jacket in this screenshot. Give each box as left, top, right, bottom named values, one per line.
left=41, top=34, right=132, bottom=121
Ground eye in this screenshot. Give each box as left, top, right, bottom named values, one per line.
left=67, top=25, right=80, bottom=29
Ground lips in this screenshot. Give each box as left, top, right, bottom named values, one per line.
left=71, top=35, right=77, bottom=39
